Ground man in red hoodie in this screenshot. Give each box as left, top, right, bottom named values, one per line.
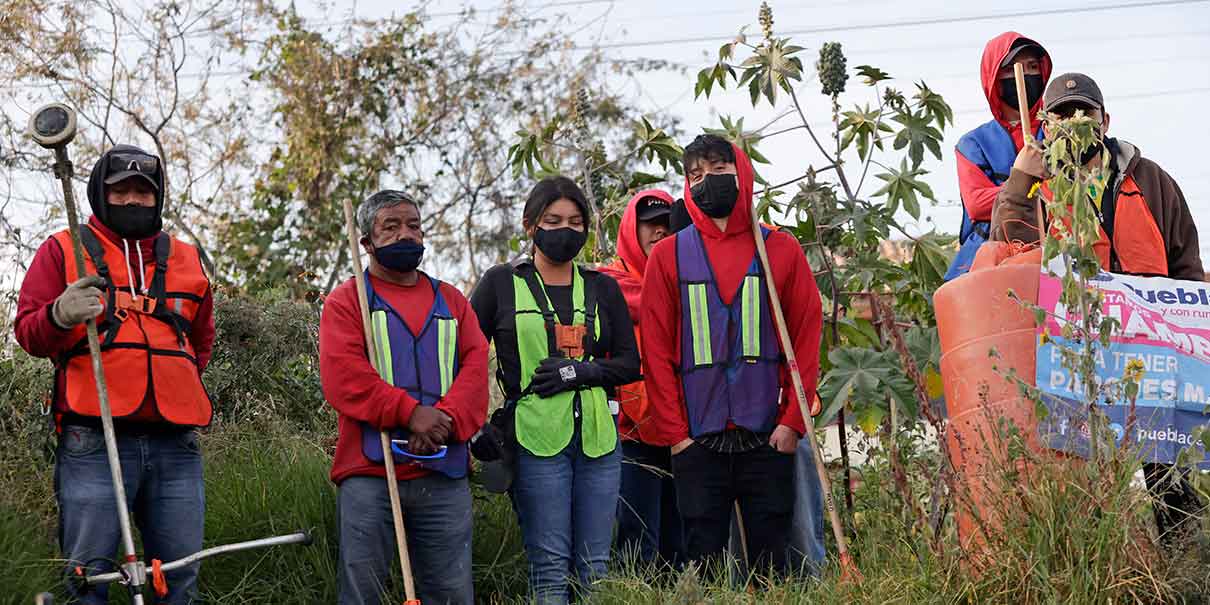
left=641, top=134, right=823, bottom=573
left=319, top=190, right=488, bottom=605
left=599, top=189, right=683, bottom=566
left=14, top=144, right=214, bottom=604
left=945, top=32, right=1053, bottom=280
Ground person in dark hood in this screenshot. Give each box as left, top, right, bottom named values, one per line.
left=470, top=176, right=639, bottom=604
left=945, top=32, right=1053, bottom=280
left=990, top=73, right=1204, bottom=547
left=668, top=197, right=692, bottom=234
left=14, top=144, right=214, bottom=603
left=640, top=134, right=824, bottom=575
left=598, top=189, right=685, bottom=566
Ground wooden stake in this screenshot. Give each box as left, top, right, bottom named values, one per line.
left=1014, top=63, right=1045, bottom=241
left=748, top=207, right=862, bottom=583
left=341, top=198, right=420, bottom=605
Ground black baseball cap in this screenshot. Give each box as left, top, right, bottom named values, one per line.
left=103, top=150, right=161, bottom=191
left=1043, top=72, right=1105, bottom=113
left=999, top=37, right=1044, bottom=68
left=635, top=196, right=672, bottom=222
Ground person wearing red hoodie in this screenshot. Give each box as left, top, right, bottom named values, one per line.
left=14, top=144, right=214, bottom=604
left=599, top=189, right=684, bottom=566
left=319, top=190, right=488, bottom=605
left=945, top=32, right=1053, bottom=280
left=640, top=134, right=823, bottom=573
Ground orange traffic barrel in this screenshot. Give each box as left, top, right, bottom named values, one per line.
left=935, top=257, right=1042, bottom=551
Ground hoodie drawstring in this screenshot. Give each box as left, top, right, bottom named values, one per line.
left=121, top=238, right=142, bottom=298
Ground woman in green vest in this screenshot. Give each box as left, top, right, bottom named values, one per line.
left=470, top=176, right=639, bottom=604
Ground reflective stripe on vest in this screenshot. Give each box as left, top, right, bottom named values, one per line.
left=676, top=225, right=781, bottom=438
left=511, top=265, right=615, bottom=458
left=1041, top=175, right=1168, bottom=276
left=359, top=273, right=468, bottom=478
left=51, top=226, right=212, bottom=426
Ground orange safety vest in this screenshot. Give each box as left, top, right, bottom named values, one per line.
left=51, top=225, right=213, bottom=426
left=1041, top=175, right=1168, bottom=276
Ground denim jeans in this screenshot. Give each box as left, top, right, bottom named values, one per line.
left=337, top=474, right=474, bottom=605
left=788, top=437, right=826, bottom=573
left=512, top=438, right=621, bottom=605
left=55, top=424, right=205, bottom=605
left=616, top=440, right=684, bottom=566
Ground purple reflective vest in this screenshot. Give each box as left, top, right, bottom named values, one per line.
left=676, top=225, right=781, bottom=438
left=360, top=272, right=468, bottom=478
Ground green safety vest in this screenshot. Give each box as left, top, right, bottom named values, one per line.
left=511, top=264, right=616, bottom=458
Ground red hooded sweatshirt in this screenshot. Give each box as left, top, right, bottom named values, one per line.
left=955, top=32, right=1053, bottom=222
left=599, top=188, right=675, bottom=443
left=640, top=145, right=822, bottom=446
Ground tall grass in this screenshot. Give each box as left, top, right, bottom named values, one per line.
left=2, top=287, right=1207, bottom=604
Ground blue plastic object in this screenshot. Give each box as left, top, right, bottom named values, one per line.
left=390, top=439, right=449, bottom=460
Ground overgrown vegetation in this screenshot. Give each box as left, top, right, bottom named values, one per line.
left=1, top=1, right=1208, bottom=604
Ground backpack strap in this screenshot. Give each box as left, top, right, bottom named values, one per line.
left=516, top=263, right=560, bottom=357
left=580, top=267, right=598, bottom=360
left=78, top=227, right=122, bottom=348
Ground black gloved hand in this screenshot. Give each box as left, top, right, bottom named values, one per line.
left=529, top=357, right=602, bottom=398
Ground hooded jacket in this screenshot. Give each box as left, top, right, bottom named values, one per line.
left=640, top=144, right=822, bottom=446
left=990, top=138, right=1203, bottom=280
left=957, top=32, right=1053, bottom=223
left=14, top=145, right=215, bottom=426
left=600, top=189, right=674, bottom=443
left=947, top=33, right=1052, bottom=280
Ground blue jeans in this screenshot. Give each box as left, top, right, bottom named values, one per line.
left=337, top=474, right=473, bottom=605
left=789, top=437, right=826, bottom=573
left=513, top=439, right=621, bottom=605
left=616, top=440, right=684, bottom=566
left=55, top=424, right=205, bottom=605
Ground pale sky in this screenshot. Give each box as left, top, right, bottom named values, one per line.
left=4, top=0, right=1209, bottom=274
left=397, top=0, right=1210, bottom=255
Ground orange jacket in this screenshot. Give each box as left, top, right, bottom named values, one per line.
left=991, top=139, right=1203, bottom=280
left=1040, top=175, right=1167, bottom=276
left=51, top=225, right=213, bottom=426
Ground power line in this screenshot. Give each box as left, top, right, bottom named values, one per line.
left=9, top=1, right=1206, bottom=90
left=585, top=0, right=1210, bottom=50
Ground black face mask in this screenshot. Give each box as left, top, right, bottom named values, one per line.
left=105, top=204, right=161, bottom=239
left=999, top=74, right=1045, bottom=111
left=533, top=227, right=587, bottom=264
left=1079, top=140, right=1104, bottom=166
left=373, top=239, right=425, bottom=273
left=689, top=173, right=740, bottom=219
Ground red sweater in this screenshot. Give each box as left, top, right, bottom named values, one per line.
left=640, top=144, right=822, bottom=446
left=320, top=272, right=488, bottom=484
left=599, top=188, right=675, bottom=444
left=13, top=217, right=215, bottom=422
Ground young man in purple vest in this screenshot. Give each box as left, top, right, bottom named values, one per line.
left=320, top=190, right=489, bottom=605
left=640, top=135, right=824, bottom=574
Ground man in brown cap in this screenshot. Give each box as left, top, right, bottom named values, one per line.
left=991, top=72, right=1204, bottom=545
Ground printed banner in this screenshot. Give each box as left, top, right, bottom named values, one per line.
left=1036, top=261, right=1210, bottom=468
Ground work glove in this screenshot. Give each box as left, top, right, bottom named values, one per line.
left=529, top=357, right=602, bottom=398
left=51, top=276, right=107, bottom=328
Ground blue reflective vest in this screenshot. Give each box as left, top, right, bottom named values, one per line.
left=676, top=225, right=781, bottom=437
left=945, top=120, right=1042, bottom=281
left=360, top=273, right=467, bottom=478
